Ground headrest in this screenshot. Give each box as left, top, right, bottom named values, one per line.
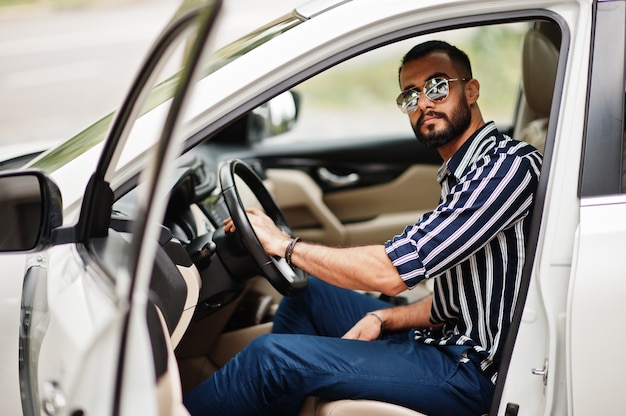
left=522, top=29, right=559, bottom=118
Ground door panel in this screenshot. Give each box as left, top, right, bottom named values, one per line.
left=267, top=164, right=440, bottom=246
left=257, top=136, right=442, bottom=246
left=570, top=199, right=626, bottom=414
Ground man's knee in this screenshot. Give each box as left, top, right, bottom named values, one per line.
left=247, top=333, right=280, bottom=354
left=247, top=333, right=316, bottom=365
left=246, top=334, right=295, bottom=366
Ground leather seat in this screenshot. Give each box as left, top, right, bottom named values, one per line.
left=515, top=27, right=559, bottom=153
left=300, top=397, right=428, bottom=416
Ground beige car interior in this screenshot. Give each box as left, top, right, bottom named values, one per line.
left=167, top=23, right=559, bottom=416
left=267, top=165, right=441, bottom=247
left=515, top=23, right=560, bottom=154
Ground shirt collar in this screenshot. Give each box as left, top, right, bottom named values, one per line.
left=437, top=121, right=498, bottom=183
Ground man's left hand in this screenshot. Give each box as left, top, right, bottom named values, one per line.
left=342, top=313, right=384, bottom=341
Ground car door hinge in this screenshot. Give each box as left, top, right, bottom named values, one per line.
left=531, top=358, right=549, bottom=386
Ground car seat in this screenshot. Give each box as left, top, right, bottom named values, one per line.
left=515, top=26, right=560, bottom=153
left=300, top=396, right=429, bottom=416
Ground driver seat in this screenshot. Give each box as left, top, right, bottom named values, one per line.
left=515, top=25, right=560, bottom=153
left=300, top=396, right=428, bottom=416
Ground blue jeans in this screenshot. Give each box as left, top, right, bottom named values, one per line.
left=183, top=277, right=494, bottom=416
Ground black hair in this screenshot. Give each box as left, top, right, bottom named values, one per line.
left=399, top=40, right=473, bottom=84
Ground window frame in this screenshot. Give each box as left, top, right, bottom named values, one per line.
left=579, top=0, right=626, bottom=197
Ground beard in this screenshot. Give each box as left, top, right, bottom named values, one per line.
left=412, top=97, right=472, bottom=149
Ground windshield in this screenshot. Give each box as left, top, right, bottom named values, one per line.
left=27, top=13, right=303, bottom=175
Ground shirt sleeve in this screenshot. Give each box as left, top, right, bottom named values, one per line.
left=385, top=152, right=539, bottom=288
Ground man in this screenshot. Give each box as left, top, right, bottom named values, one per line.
left=183, top=40, right=542, bottom=416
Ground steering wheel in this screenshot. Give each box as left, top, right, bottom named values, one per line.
left=219, top=159, right=308, bottom=296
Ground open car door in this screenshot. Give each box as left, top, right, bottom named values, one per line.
left=15, top=1, right=222, bottom=415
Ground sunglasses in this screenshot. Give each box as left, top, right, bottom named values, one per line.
left=396, top=77, right=468, bottom=114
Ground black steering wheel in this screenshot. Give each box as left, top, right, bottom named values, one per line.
left=219, top=159, right=308, bottom=296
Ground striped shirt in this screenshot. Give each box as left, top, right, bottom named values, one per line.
left=384, top=122, right=542, bottom=382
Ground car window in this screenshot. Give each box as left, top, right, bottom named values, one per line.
left=26, top=14, right=302, bottom=177
left=90, top=5, right=215, bottom=283
left=263, top=23, right=527, bottom=145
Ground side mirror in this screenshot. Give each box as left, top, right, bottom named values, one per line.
left=0, top=170, right=63, bottom=252
left=249, top=90, right=300, bottom=142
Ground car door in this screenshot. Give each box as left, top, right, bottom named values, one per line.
left=568, top=1, right=626, bottom=414
left=16, top=1, right=222, bottom=415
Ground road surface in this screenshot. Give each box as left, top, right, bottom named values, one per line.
left=0, top=0, right=296, bottom=150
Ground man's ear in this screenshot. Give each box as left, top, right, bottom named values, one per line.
left=466, top=78, right=480, bottom=104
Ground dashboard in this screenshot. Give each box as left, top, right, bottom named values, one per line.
left=111, top=149, right=268, bottom=323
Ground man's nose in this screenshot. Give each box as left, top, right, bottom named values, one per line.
left=416, top=91, right=433, bottom=112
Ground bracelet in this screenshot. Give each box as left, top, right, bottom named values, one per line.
left=367, top=312, right=385, bottom=339
left=284, top=237, right=301, bottom=267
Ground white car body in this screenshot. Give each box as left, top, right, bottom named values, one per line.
left=0, top=0, right=624, bottom=415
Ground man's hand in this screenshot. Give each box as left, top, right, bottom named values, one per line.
left=342, top=312, right=384, bottom=341
left=223, top=207, right=291, bottom=257
left=342, top=296, right=440, bottom=341
left=225, top=209, right=407, bottom=296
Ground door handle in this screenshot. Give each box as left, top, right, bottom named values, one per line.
left=317, top=167, right=360, bottom=188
